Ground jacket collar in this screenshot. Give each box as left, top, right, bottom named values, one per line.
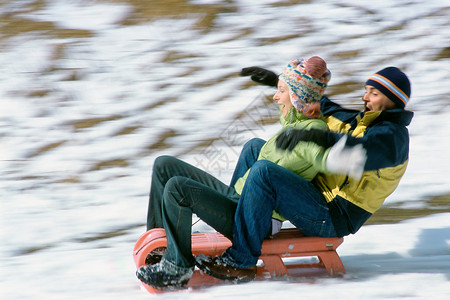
left=280, top=107, right=313, bottom=125
left=366, top=108, right=414, bottom=126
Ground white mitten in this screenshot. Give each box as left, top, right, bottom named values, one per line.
left=326, top=135, right=367, bottom=180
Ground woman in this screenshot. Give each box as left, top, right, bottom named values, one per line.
left=136, top=56, right=332, bottom=288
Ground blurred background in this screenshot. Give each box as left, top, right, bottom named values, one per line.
left=0, top=0, right=449, bottom=299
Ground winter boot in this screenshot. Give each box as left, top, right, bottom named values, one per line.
left=136, top=258, right=194, bottom=288
left=145, top=247, right=166, bottom=265
left=196, top=254, right=256, bottom=282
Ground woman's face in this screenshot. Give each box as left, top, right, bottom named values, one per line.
left=273, top=80, right=293, bottom=117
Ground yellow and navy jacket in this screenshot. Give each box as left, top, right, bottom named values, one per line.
left=315, top=97, right=414, bottom=237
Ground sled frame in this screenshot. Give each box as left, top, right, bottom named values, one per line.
left=134, top=228, right=345, bottom=282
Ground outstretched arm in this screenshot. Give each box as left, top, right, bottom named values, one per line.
left=240, top=66, right=278, bottom=87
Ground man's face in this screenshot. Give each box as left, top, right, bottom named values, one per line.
left=363, top=85, right=396, bottom=112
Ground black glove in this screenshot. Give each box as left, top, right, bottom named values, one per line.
left=276, top=128, right=337, bottom=151
left=240, top=66, right=278, bottom=87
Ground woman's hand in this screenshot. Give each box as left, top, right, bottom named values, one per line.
left=240, top=66, right=278, bottom=87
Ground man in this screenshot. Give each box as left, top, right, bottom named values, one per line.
left=196, top=66, right=413, bottom=282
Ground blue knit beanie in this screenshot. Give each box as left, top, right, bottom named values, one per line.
left=365, top=67, right=411, bottom=109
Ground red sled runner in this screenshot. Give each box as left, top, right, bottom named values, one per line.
left=133, top=228, right=346, bottom=293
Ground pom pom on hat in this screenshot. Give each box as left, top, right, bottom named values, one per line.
left=365, top=67, right=411, bottom=109
left=279, top=56, right=331, bottom=118
left=304, top=56, right=328, bottom=79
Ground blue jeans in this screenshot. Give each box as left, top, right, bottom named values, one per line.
left=223, top=160, right=337, bottom=269
left=146, top=138, right=265, bottom=269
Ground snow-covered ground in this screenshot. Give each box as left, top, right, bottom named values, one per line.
left=0, top=0, right=449, bottom=299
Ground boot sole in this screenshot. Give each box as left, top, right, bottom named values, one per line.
left=196, top=261, right=256, bottom=283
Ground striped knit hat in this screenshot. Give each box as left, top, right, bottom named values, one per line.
left=279, top=56, right=331, bottom=118
left=366, top=67, right=411, bottom=109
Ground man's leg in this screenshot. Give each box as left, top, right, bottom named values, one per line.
left=226, top=160, right=336, bottom=268
left=229, top=138, right=265, bottom=187
left=197, top=160, right=336, bottom=279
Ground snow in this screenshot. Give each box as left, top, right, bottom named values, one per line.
left=0, top=0, right=449, bottom=299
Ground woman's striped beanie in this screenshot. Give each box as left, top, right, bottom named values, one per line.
left=279, top=56, right=331, bottom=118
left=366, top=67, right=411, bottom=109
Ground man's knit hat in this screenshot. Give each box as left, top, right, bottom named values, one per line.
left=365, top=67, right=411, bottom=109
left=279, top=56, right=331, bottom=118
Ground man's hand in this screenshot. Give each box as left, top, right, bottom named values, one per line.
left=240, top=66, right=278, bottom=87
left=326, top=136, right=367, bottom=180
left=276, top=128, right=336, bottom=151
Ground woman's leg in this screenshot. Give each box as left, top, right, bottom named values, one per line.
left=147, top=155, right=236, bottom=230
left=137, top=174, right=238, bottom=287
left=162, top=175, right=238, bottom=268
left=147, top=137, right=264, bottom=230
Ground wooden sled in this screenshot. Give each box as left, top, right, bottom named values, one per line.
left=133, top=228, right=345, bottom=293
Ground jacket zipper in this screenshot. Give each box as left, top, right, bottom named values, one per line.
left=339, top=175, right=349, bottom=190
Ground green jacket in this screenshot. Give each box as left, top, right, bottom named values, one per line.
left=234, top=106, right=329, bottom=220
